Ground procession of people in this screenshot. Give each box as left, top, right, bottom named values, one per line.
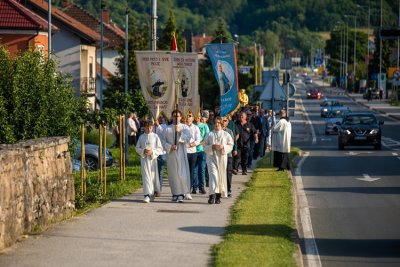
left=128, top=105, right=291, bottom=204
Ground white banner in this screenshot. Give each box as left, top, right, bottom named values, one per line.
left=171, top=53, right=200, bottom=117
left=135, top=51, right=199, bottom=120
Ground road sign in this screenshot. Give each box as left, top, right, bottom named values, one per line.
left=280, top=58, right=292, bottom=70
left=393, top=70, right=400, bottom=86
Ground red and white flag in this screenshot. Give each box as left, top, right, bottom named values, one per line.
left=171, top=32, right=178, bottom=52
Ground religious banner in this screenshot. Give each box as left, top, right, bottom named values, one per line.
left=171, top=53, right=200, bottom=117
left=135, top=51, right=200, bottom=120
left=206, top=43, right=240, bottom=116
left=135, top=51, right=174, bottom=120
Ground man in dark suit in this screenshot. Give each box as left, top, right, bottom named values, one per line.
left=257, top=109, right=268, bottom=157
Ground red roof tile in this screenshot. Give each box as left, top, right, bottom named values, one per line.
left=62, top=3, right=125, bottom=48
left=0, top=0, right=57, bottom=31
left=26, top=0, right=107, bottom=44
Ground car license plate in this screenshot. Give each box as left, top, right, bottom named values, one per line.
left=354, top=136, right=367, bottom=140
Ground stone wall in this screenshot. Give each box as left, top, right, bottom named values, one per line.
left=0, top=137, right=75, bottom=250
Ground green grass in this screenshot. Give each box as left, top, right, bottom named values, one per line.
left=213, top=150, right=300, bottom=267
left=73, top=146, right=143, bottom=212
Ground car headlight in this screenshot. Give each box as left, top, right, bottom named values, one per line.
left=323, top=108, right=328, bottom=112
left=369, top=129, right=379, bottom=134
left=340, top=129, right=351, bottom=135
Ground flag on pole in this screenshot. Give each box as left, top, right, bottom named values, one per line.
left=171, top=32, right=178, bottom=52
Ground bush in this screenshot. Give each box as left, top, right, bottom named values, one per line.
left=84, top=128, right=115, bottom=147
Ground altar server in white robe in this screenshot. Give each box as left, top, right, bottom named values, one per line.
left=162, top=110, right=192, bottom=203
left=135, top=120, right=164, bottom=203
left=204, top=117, right=234, bottom=204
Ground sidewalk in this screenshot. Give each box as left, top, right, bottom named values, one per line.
left=0, top=167, right=253, bottom=267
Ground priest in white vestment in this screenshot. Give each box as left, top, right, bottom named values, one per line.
left=162, top=110, right=192, bottom=203
left=271, top=109, right=292, bottom=171
left=135, top=120, right=164, bottom=203
left=204, top=117, right=234, bottom=204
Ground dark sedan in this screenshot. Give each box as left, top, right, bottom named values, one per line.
left=307, top=88, right=322, bottom=99
left=338, top=112, right=383, bottom=150
left=73, top=142, right=114, bottom=171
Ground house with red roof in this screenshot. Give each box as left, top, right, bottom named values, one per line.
left=20, top=0, right=110, bottom=110
left=0, top=0, right=57, bottom=57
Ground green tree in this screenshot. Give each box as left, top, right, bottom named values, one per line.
left=368, top=30, right=391, bottom=83
left=212, top=17, right=232, bottom=44
left=106, top=15, right=150, bottom=118
left=158, top=10, right=185, bottom=51
left=0, top=47, right=86, bottom=144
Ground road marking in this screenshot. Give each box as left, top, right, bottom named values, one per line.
left=345, top=151, right=373, bottom=156
left=293, top=152, right=322, bottom=267
left=392, top=152, right=398, bottom=156
left=356, top=174, right=381, bottom=182
left=299, top=98, right=317, bottom=144
left=320, top=138, right=332, bottom=141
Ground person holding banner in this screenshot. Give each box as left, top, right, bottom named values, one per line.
left=135, top=120, right=163, bottom=203
left=162, top=110, right=192, bottom=203
left=204, top=117, right=234, bottom=204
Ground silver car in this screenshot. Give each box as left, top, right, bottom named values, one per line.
left=324, top=108, right=351, bottom=135
left=320, top=99, right=343, bottom=117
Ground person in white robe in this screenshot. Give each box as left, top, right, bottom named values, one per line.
left=135, top=120, right=164, bottom=203
left=204, top=117, right=234, bottom=204
left=162, top=110, right=192, bottom=203
left=271, top=109, right=292, bottom=171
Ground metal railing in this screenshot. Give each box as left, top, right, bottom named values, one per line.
left=80, top=77, right=96, bottom=94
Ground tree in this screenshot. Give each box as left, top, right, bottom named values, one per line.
left=106, top=15, right=150, bottom=118
left=158, top=10, right=185, bottom=51
left=368, top=30, right=391, bottom=83
left=211, top=17, right=231, bottom=44
left=0, top=47, right=86, bottom=144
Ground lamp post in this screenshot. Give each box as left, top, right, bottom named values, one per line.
left=379, top=0, right=383, bottom=97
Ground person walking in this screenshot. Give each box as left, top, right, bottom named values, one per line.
left=154, top=115, right=167, bottom=196
left=272, top=109, right=292, bottom=171
left=195, top=111, right=210, bottom=194
left=204, top=117, right=234, bottom=204
left=185, top=112, right=201, bottom=195
left=222, top=116, right=236, bottom=197
left=266, top=109, right=276, bottom=151
left=127, top=112, right=138, bottom=146
left=135, top=120, right=164, bottom=203
left=162, top=110, right=192, bottom=203
left=257, top=109, right=268, bottom=157
left=233, top=111, right=258, bottom=175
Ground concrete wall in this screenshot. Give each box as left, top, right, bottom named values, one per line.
left=0, top=137, right=75, bottom=251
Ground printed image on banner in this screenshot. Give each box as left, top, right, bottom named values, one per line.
left=135, top=51, right=175, bottom=120
left=171, top=53, right=199, bottom=117
left=206, top=43, right=239, bottom=116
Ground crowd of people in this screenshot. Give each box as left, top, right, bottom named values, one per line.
left=121, top=106, right=291, bottom=204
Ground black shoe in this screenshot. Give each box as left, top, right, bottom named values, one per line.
left=206, top=180, right=209, bottom=187
left=208, top=194, right=215, bottom=204
left=232, top=169, right=238, bottom=175
left=242, top=171, right=247, bottom=175
left=228, top=191, right=232, bottom=197
left=199, top=188, right=207, bottom=194
left=215, top=193, right=221, bottom=204
left=191, top=189, right=197, bottom=194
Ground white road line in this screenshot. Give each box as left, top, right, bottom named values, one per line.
left=294, top=152, right=322, bottom=267
left=392, top=152, right=399, bottom=156
left=299, top=98, right=317, bottom=145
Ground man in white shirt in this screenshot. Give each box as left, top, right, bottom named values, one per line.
left=128, top=112, right=138, bottom=145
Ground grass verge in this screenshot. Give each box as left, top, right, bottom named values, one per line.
left=212, top=148, right=301, bottom=267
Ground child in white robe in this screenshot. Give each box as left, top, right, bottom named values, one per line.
left=135, top=120, right=164, bottom=203
left=204, top=117, right=234, bottom=204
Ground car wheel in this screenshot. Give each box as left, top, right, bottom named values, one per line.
left=85, top=156, right=98, bottom=171
left=338, top=142, right=344, bottom=150
left=375, top=143, right=382, bottom=150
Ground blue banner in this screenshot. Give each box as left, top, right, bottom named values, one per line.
left=206, top=43, right=239, bottom=116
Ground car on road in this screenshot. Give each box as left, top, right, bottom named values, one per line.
left=304, top=76, right=313, bottom=84
left=337, top=112, right=383, bottom=150
left=307, top=88, right=322, bottom=99
left=324, top=108, right=351, bottom=135
left=362, top=88, right=380, bottom=100
left=73, top=142, right=114, bottom=171
left=320, top=99, right=343, bottom=117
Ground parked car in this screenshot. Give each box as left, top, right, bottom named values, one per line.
left=305, top=76, right=313, bottom=84
left=73, top=142, right=114, bottom=171
left=320, top=99, right=343, bottom=117
left=362, top=88, right=380, bottom=100
left=324, top=108, right=351, bottom=135
left=337, top=112, right=383, bottom=150
left=307, top=88, right=322, bottom=99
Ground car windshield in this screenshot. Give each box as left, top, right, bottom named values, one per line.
left=344, top=115, right=377, bottom=125
left=327, top=110, right=347, bottom=118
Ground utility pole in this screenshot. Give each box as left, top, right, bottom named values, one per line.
left=151, top=0, right=157, bottom=51
left=100, top=1, right=105, bottom=110
left=125, top=8, right=129, bottom=165
left=48, top=0, right=51, bottom=59
left=379, top=0, right=383, bottom=97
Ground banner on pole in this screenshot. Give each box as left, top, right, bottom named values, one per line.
left=135, top=51, right=199, bottom=120
left=206, top=43, right=240, bottom=116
